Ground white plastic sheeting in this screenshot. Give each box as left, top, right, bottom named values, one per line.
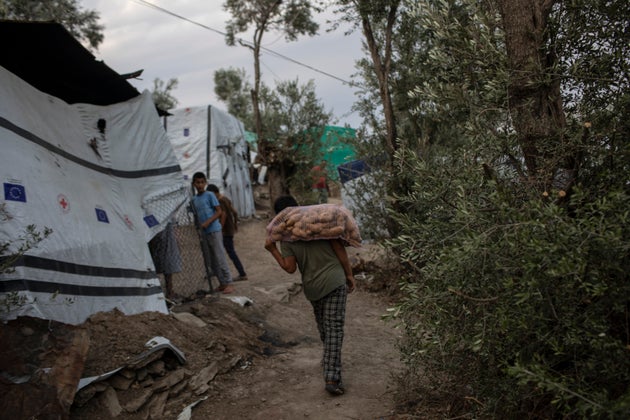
left=166, top=106, right=255, bottom=218
left=0, top=65, right=189, bottom=325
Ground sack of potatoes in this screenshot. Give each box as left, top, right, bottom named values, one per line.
left=266, top=204, right=362, bottom=247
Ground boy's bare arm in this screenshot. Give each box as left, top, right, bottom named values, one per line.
left=201, top=206, right=223, bottom=229
left=264, top=238, right=297, bottom=274
left=330, top=239, right=355, bottom=293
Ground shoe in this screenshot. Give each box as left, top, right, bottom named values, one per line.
left=325, top=381, right=344, bottom=396
left=233, top=275, right=248, bottom=282
left=221, top=285, right=235, bottom=294
left=338, top=381, right=345, bottom=391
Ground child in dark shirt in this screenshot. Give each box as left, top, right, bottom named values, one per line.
left=207, top=184, right=247, bottom=281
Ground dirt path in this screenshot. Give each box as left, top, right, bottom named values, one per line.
left=188, top=212, right=403, bottom=419
left=2, top=196, right=403, bottom=420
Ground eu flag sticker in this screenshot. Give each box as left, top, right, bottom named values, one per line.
left=4, top=183, right=26, bottom=202
left=144, top=214, right=159, bottom=227
left=95, top=208, right=109, bottom=223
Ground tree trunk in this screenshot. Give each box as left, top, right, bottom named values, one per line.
left=250, top=0, right=283, bottom=207
left=357, top=1, right=405, bottom=240
left=266, top=159, right=293, bottom=211
left=359, top=1, right=399, bottom=157
left=496, top=0, right=567, bottom=191
left=252, top=33, right=264, bottom=158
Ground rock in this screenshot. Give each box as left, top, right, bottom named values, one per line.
left=193, top=383, right=210, bottom=395
left=146, top=390, right=169, bottom=419
left=136, top=367, right=148, bottom=382
left=169, top=378, right=189, bottom=397
left=221, top=355, right=243, bottom=373
left=146, top=360, right=165, bottom=376
left=153, top=369, right=186, bottom=392
left=108, top=373, right=134, bottom=391
left=188, top=362, right=219, bottom=394
left=20, top=327, right=34, bottom=336
left=253, top=282, right=302, bottom=303
left=122, top=388, right=153, bottom=413
left=127, top=349, right=166, bottom=370
left=139, top=377, right=154, bottom=388
left=73, top=381, right=108, bottom=407
left=98, top=386, right=122, bottom=417
left=171, top=312, right=207, bottom=328
left=118, top=368, right=136, bottom=380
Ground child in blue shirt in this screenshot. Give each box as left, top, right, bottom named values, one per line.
left=191, top=172, right=234, bottom=294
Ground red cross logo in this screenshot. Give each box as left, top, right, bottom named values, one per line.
left=123, top=214, right=134, bottom=230
left=57, top=194, right=70, bottom=213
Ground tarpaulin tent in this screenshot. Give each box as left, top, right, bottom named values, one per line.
left=0, top=21, right=146, bottom=108
left=319, top=126, right=356, bottom=180
left=0, top=65, right=188, bottom=325
left=166, top=106, right=255, bottom=218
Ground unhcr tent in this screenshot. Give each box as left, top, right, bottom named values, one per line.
left=0, top=66, right=188, bottom=325
left=166, top=106, right=255, bottom=218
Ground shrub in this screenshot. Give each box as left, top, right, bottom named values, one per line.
left=387, top=148, right=630, bottom=418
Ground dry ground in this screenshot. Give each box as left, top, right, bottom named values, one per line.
left=1, top=196, right=406, bottom=420
left=171, top=210, right=404, bottom=419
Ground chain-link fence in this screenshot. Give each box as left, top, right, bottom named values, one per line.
left=148, top=191, right=217, bottom=299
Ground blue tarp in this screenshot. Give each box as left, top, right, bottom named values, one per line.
left=337, top=159, right=371, bottom=184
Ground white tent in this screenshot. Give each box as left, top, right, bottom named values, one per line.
left=0, top=65, right=189, bottom=325
left=166, top=106, right=255, bottom=218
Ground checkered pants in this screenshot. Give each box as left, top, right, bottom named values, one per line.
left=311, top=285, right=347, bottom=383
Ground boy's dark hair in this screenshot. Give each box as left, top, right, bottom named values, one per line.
left=192, top=172, right=206, bottom=181
left=273, top=195, right=299, bottom=215
left=206, top=184, right=219, bottom=193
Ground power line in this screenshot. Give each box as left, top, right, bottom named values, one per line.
left=131, top=0, right=226, bottom=36
left=131, top=0, right=357, bottom=87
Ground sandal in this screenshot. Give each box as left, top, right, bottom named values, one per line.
left=325, top=381, right=344, bottom=396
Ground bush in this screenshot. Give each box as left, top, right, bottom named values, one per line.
left=387, top=148, right=630, bottom=418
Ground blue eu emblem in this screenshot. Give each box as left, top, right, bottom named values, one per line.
left=95, top=208, right=109, bottom=223
left=144, top=214, right=159, bottom=227
left=3, top=183, right=26, bottom=202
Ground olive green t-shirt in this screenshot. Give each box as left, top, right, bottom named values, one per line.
left=280, top=240, right=345, bottom=301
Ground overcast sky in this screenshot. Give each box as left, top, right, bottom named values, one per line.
left=81, top=0, right=365, bottom=128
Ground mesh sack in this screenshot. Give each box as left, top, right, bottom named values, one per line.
left=266, top=204, right=362, bottom=247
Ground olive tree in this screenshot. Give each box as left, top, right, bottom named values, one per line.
left=383, top=0, right=630, bottom=417
left=223, top=0, right=322, bottom=205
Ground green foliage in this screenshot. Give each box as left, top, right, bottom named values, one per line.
left=1, top=207, right=53, bottom=274
left=214, top=67, right=254, bottom=130
left=0, top=291, right=32, bottom=314
left=1, top=205, right=53, bottom=314
left=151, top=78, right=179, bottom=112
left=0, top=0, right=104, bottom=50
left=259, top=78, right=332, bottom=195
left=223, top=0, right=324, bottom=202
left=369, top=0, right=630, bottom=417
left=224, top=0, right=321, bottom=46
left=554, top=0, right=630, bottom=114
left=213, top=68, right=333, bottom=199
left=390, top=149, right=630, bottom=417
